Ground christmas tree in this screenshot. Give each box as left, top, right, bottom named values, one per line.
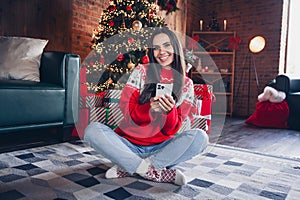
left=84, top=0, right=179, bottom=93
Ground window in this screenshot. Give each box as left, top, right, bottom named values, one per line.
left=280, top=0, right=300, bottom=77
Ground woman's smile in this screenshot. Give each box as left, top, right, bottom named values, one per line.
left=152, top=33, right=174, bottom=68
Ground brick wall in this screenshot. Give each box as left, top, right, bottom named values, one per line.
left=187, top=0, right=284, bottom=116
left=72, top=0, right=108, bottom=60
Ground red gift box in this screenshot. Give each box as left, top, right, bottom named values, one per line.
left=72, top=108, right=89, bottom=138
left=191, top=84, right=215, bottom=134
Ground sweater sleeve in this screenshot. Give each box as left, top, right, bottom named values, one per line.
left=118, top=65, right=154, bottom=125
left=160, top=78, right=194, bottom=135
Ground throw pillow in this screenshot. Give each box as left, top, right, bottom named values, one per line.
left=245, top=100, right=289, bottom=129
left=0, top=36, right=48, bottom=81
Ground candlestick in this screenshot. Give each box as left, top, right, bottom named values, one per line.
left=200, top=19, right=203, bottom=31
left=223, top=19, right=227, bottom=31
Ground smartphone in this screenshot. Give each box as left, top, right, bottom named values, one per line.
left=156, top=83, right=173, bottom=97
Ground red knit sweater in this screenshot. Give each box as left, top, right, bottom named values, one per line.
left=114, top=65, right=194, bottom=146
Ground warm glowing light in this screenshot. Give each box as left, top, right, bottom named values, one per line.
left=223, top=19, right=227, bottom=31
left=249, top=36, right=266, bottom=53
left=200, top=19, right=203, bottom=31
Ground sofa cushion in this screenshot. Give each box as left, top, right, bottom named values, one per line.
left=0, top=36, right=48, bottom=82
left=0, top=86, right=65, bottom=127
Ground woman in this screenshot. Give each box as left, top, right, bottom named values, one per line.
left=84, top=27, right=208, bottom=185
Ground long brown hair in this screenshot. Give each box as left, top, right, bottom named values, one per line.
left=139, top=27, right=186, bottom=103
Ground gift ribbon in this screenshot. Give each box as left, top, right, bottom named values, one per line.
left=104, top=98, right=120, bottom=103
left=105, top=108, right=109, bottom=124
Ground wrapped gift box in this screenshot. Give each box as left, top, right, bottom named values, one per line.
left=191, top=84, right=214, bottom=134
left=89, top=107, right=107, bottom=123
left=177, top=118, right=191, bottom=134
left=191, top=116, right=207, bottom=131
left=194, top=84, right=213, bottom=100
left=103, top=90, right=123, bottom=129
left=80, top=92, right=105, bottom=109
left=72, top=108, right=89, bottom=138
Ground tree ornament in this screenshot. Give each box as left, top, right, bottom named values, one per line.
left=117, top=54, right=125, bottom=62
left=132, top=20, right=143, bottom=31
left=142, top=55, right=150, bottom=64
left=128, top=37, right=134, bottom=44
left=108, top=5, right=116, bottom=12
left=126, top=6, right=132, bottom=11
left=127, top=61, right=135, bottom=69
left=109, top=20, right=115, bottom=27
left=149, top=10, right=155, bottom=18
left=107, top=78, right=113, bottom=84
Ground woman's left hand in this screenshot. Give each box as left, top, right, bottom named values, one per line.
left=158, top=95, right=175, bottom=114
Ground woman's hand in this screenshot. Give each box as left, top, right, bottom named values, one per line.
left=150, top=95, right=175, bottom=114
left=158, top=94, right=175, bottom=114
left=150, top=96, right=161, bottom=112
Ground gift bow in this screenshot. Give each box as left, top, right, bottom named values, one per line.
left=228, top=36, right=241, bottom=50
left=187, top=35, right=200, bottom=50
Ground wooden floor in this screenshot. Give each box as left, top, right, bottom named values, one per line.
left=209, top=115, right=300, bottom=159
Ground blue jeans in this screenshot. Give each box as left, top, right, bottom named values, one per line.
left=84, top=122, right=209, bottom=174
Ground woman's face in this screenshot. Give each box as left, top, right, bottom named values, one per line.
left=152, top=33, right=174, bottom=69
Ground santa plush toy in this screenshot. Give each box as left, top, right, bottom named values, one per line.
left=246, top=86, right=289, bottom=128
left=257, top=86, right=286, bottom=103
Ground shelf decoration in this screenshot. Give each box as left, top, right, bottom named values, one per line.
left=187, top=35, right=200, bottom=50
left=184, top=48, right=199, bottom=68
left=207, top=11, right=220, bottom=31
left=228, top=36, right=241, bottom=50
left=191, top=31, right=236, bottom=115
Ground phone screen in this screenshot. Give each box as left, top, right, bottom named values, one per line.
left=156, top=83, right=173, bottom=97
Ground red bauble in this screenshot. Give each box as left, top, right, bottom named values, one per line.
left=109, top=20, right=115, bottom=27
left=108, top=5, right=116, bottom=12
left=142, top=55, right=150, bottom=64
left=149, top=11, right=155, bottom=18
left=126, top=6, right=132, bottom=11
left=128, top=37, right=134, bottom=44
left=100, top=57, right=105, bottom=64
left=117, top=54, right=125, bottom=62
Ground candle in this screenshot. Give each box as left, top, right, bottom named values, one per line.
left=224, top=19, right=227, bottom=31
left=200, top=19, right=203, bottom=31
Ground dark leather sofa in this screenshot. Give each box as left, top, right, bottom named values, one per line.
left=0, top=51, right=80, bottom=141
left=272, top=74, right=300, bottom=130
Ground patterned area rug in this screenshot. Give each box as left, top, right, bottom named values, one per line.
left=0, top=140, right=300, bottom=200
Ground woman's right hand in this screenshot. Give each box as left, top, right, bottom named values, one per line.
left=150, top=97, right=161, bottom=112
